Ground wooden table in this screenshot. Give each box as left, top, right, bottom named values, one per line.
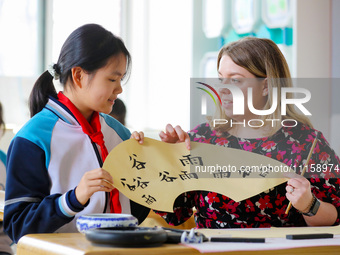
left=16, top=230, right=340, bottom=255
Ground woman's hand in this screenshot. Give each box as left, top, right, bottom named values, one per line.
left=75, top=168, right=114, bottom=205
left=159, top=124, right=190, bottom=150
left=285, top=176, right=313, bottom=213
left=130, top=131, right=144, bottom=144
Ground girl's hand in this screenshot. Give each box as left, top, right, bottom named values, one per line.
left=75, top=168, right=114, bottom=205
left=286, top=176, right=313, bottom=213
left=130, top=131, right=144, bottom=144
left=159, top=124, right=190, bottom=150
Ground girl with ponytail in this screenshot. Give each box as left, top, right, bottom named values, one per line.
left=3, top=24, right=159, bottom=243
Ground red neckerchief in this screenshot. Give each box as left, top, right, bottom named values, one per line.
left=57, top=92, right=121, bottom=213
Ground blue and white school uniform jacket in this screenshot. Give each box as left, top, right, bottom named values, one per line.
left=4, top=97, right=149, bottom=243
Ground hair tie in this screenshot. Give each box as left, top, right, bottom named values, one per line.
left=47, top=64, right=60, bottom=80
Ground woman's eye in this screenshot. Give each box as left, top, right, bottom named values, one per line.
left=109, top=79, right=116, bottom=82
left=231, top=78, right=239, bottom=83
left=218, top=77, right=226, bottom=83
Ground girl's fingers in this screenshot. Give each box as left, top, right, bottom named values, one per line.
left=82, top=169, right=114, bottom=188
left=102, top=179, right=115, bottom=188
left=130, top=131, right=144, bottom=144
left=130, top=131, right=140, bottom=140
left=138, top=131, right=144, bottom=144
left=165, top=124, right=176, bottom=137
left=81, top=186, right=113, bottom=198
left=93, top=169, right=114, bottom=182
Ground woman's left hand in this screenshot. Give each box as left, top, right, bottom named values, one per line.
left=286, top=176, right=313, bottom=213
left=130, top=131, right=144, bottom=144
left=159, top=124, right=190, bottom=150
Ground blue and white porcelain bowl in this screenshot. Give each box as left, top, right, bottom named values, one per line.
left=76, top=213, right=138, bottom=233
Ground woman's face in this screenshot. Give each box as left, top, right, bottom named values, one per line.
left=217, top=55, right=267, bottom=121
left=75, top=53, right=126, bottom=120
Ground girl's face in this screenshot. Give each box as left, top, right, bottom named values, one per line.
left=74, top=54, right=127, bottom=120
left=217, top=55, right=267, bottom=121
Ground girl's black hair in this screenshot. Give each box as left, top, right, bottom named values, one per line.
left=29, top=23, right=131, bottom=117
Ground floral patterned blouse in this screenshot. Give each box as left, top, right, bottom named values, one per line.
left=156, top=122, right=340, bottom=228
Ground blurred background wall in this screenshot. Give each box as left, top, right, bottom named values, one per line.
left=0, top=0, right=339, bottom=154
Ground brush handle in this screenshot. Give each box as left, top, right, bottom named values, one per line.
left=285, top=133, right=318, bottom=215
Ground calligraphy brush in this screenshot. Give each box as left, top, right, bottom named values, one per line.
left=285, top=132, right=319, bottom=214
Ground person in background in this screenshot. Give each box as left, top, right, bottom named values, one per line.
left=0, top=102, right=13, bottom=255
left=109, top=98, right=126, bottom=126
left=4, top=24, right=152, bottom=243
left=158, top=37, right=340, bottom=228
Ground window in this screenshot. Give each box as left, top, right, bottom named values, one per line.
left=0, top=0, right=192, bottom=142
left=0, top=0, right=39, bottom=76
left=50, top=0, right=122, bottom=62
left=122, top=0, right=192, bottom=135
left=0, top=0, right=39, bottom=134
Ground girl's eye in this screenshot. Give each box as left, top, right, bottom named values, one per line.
left=109, top=76, right=125, bottom=82
left=110, top=79, right=121, bottom=82
left=231, top=78, right=239, bottom=83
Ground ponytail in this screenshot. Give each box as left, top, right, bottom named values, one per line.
left=29, top=71, right=57, bottom=117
